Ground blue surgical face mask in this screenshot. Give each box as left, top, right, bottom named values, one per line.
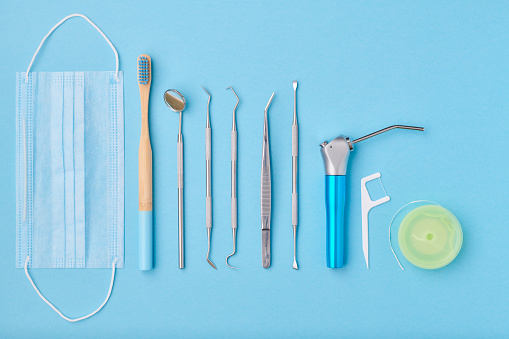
left=15, top=14, right=124, bottom=322
left=16, top=71, right=124, bottom=269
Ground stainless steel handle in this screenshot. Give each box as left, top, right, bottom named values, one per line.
left=231, top=130, right=237, bottom=229
left=177, top=138, right=184, bottom=269
left=261, top=140, right=271, bottom=230
left=292, top=124, right=298, bottom=226
left=205, top=127, right=211, bottom=229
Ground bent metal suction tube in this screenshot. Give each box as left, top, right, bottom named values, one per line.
left=320, top=125, right=424, bottom=268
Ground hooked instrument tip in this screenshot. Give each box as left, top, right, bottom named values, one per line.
left=227, top=86, right=239, bottom=106
left=226, top=253, right=238, bottom=269
left=201, top=85, right=210, bottom=97
left=226, top=229, right=238, bottom=269
left=202, top=85, right=211, bottom=126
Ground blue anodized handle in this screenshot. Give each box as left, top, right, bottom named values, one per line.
left=321, top=135, right=351, bottom=268
left=325, top=175, right=346, bottom=268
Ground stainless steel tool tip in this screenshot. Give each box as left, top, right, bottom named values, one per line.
left=226, top=254, right=238, bottom=269
left=262, top=230, right=271, bottom=268
left=206, top=228, right=217, bottom=270
left=207, top=258, right=217, bottom=269
left=293, top=225, right=298, bottom=270
left=226, top=229, right=238, bottom=269
left=265, top=93, right=275, bottom=113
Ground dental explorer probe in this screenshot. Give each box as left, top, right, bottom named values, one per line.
left=292, top=81, right=299, bottom=270
left=202, top=86, right=217, bottom=270
left=261, top=93, right=275, bottom=268
left=226, top=86, right=239, bottom=269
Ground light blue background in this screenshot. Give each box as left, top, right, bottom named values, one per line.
left=1, top=1, right=508, bottom=337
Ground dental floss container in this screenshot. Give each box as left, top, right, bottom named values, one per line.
left=398, top=205, right=463, bottom=269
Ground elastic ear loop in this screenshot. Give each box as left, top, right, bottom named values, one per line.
left=389, top=200, right=440, bottom=271
left=24, top=13, right=119, bottom=83
left=24, top=256, right=118, bottom=322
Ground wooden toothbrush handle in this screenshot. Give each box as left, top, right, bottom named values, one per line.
left=139, top=137, right=152, bottom=210
left=139, top=95, right=152, bottom=211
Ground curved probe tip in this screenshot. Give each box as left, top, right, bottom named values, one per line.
left=226, top=86, right=239, bottom=105
left=201, top=85, right=210, bottom=96
left=226, top=253, right=238, bottom=269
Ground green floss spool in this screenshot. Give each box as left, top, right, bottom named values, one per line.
left=389, top=200, right=463, bottom=270
left=392, top=203, right=463, bottom=270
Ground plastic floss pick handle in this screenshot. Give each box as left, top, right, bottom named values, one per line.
left=361, top=172, right=390, bottom=269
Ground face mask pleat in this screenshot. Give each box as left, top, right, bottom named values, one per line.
left=16, top=73, right=35, bottom=268
left=84, top=72, right=109, bottom=267
left=74, top=72, right=86, bottom=268
left=63, top=72, right=76, bottom=267
left=107, top=71, right=124, bottom=267
left=49, top=72, right=66, bottom=267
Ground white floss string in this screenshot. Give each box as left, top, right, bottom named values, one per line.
left=389, top=200, right=440, bottom=270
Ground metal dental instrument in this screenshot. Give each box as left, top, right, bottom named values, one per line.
left=202, top=86, right=217, bottom=270
left=226, top=86, right=239, bottom=269
left=351, top=125, right=425, bottom=144
left=261, top=92, right=275, bottom=269
left=164, top=89, right=187, bottom=269
left=320, top=125, right=424, bottom=268
left=292, top=81, right=299, bottom=270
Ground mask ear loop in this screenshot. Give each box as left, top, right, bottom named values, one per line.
left=24, top=256, right=118, bottom=322
left=389, top=200, right=440, bottom=271
left=24, top=13, right=119, bottom=83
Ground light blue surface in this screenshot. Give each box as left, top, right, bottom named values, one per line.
left=1, top=1, right=508, bottom=337
left=325, top=176, right=346, bottom=268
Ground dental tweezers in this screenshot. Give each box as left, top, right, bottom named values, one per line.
left=261, top=93, right=274, bottom=268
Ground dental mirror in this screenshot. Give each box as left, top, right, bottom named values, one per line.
left=163, top=88, right=187, bottom=269
left=164, top=89, right=186, bottom=112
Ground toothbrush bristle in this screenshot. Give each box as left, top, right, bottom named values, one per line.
left=138, top=56, right=150, bottom=85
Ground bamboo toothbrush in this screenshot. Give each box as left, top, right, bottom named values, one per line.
left=138, top=54, right=153, bottom=270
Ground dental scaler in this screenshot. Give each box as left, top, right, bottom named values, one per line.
left=320, top=125, right=424, bottom=268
